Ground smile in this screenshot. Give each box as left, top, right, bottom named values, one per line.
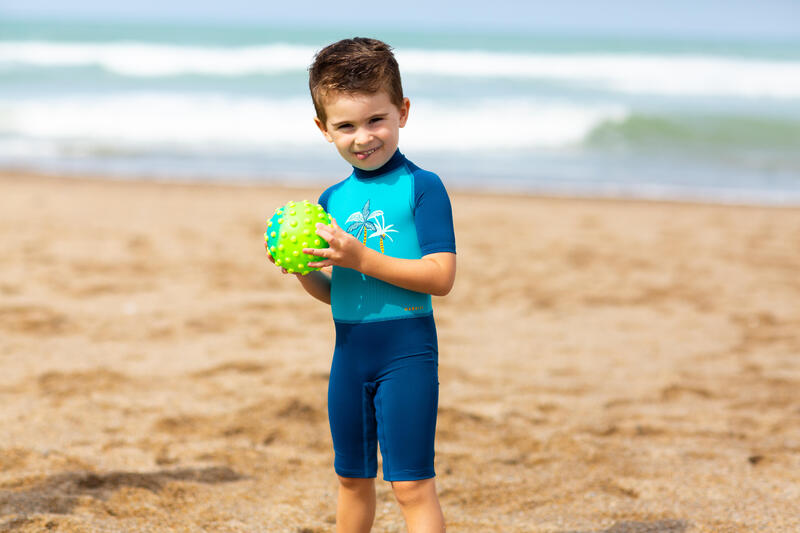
left=354, top=147, right=379, bottom=160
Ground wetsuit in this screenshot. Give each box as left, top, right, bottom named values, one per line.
left=319, top=149, right=456, bottom=481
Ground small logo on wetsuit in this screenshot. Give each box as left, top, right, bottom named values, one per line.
left=345, top=199, right=397, bottom=254
left=404, top=306, right=425, bottom=312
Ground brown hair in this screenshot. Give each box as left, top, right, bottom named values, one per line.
left=308, top=37, right=404, bottom=124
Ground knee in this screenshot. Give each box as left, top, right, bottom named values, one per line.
left=391, top=479, right=431, bottom=507
left=337, top=475, right=374, bottom=493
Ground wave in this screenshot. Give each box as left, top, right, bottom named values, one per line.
left=0, top=41, right=315, bottom=77
left=0, top=94, right=626, bottom=152
left=2, top=41, right=800, bottom=99
left=587, top=113, right=800, bottom=151
left=2, top=93, right=798, bottom=177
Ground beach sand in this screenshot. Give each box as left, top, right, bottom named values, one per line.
left=1, top=171, right=799, bottom=532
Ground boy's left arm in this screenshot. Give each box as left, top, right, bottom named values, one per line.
left=304, top=219, right=456, bottom=296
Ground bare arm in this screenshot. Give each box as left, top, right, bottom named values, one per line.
left=265, top=243, right=331, bottom=304
left=294, top=269, right=331, bottom=304
left=357, top=249, right=456, bottom=296
left=304, top=219, right=456, bottom=296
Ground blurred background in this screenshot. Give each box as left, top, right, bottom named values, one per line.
left=1, top=0, right=799, bottom=203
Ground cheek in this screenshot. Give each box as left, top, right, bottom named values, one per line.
left=335, top=139, right=354, bottom=155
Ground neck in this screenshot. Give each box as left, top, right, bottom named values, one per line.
left=352, top=149, right=405, bottom=179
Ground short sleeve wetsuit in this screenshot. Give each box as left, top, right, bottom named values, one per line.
left=318, top=149, right=456, bottom=481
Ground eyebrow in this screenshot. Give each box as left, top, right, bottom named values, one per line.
left=330, top=113, right=388, bottom=128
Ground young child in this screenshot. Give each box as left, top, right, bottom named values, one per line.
left=268, top=37, right=455, bottom=533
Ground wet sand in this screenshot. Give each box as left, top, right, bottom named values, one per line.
left=1, top=171, right=799, bottom=532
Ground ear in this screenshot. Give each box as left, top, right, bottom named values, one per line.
left=398, top=97, right=410, bottom=128
left=314, top=116, right=334, bottom=143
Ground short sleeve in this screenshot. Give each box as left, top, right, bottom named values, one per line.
left=318, top=177, right=349, bottom=213
left=318, top=186, right=333, bottom=212
left=412, top=168, right=456, bottom=256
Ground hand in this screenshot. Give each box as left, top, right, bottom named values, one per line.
left=303, top=217, right=365, bottom=270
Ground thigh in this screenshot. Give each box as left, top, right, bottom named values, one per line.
left=374, top=353, right=439, bottom=482
left=328, top=351, right=378, bottom=478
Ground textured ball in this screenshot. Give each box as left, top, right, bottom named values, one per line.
left=265, top=200, right=331, bottom=275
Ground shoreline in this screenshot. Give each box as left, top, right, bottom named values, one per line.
left=3, top=167, right=799, bottom=211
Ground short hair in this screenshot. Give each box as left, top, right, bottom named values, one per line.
left=308, top=37, right=404, bottom=124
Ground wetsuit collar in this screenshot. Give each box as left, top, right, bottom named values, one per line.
left=352, top=149, right=406, bottom=179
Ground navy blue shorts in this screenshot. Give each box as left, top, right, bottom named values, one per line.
left=328, top=314, right=439, bottom=482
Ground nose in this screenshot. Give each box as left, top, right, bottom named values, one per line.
left=354, top=127, right=372, bottom=147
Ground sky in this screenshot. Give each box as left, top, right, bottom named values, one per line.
left=1, top=0, right=799, bottom=39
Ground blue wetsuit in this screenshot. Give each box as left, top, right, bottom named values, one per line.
left=319, top=149, right=456, bottom=481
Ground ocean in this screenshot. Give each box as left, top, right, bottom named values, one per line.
left=2, top=17, right=800, bottom=204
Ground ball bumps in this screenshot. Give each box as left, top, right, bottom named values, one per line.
left=265, top=200, right=331, bottom=275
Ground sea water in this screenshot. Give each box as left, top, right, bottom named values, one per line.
left=2, top=17, right=799, bottom=204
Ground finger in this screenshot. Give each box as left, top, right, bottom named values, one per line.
left=330, top=217, right=340, bottom=230
left=303, top=247, right=329, bottom=257
left=308, top=260, right=333, bottom=268
left=315, top=223, right=335, bottom=241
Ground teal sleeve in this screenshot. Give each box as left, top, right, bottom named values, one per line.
left=411, top=166, right=456, bottom=255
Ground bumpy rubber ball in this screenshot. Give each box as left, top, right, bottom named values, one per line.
left=265, top=200, right=331, bottom=275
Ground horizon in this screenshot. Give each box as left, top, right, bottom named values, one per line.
left=1, top=0, right=799, bottom=40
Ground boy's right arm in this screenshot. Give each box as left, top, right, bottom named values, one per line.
left=265, top=243, right=331, bottom=305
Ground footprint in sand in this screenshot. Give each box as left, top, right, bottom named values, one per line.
left=0, top=304, right=71, bottom=335
left=0, top=467, right=243, bottom=517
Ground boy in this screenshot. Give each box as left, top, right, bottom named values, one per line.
left=268, top=37, right=455, bottom=533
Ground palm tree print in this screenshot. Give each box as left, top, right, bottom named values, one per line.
left=345, top=199, right=377, bottom=244
left=367, top=211, right=398, bottom=254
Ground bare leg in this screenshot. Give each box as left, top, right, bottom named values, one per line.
left=391, top=478, right=445, bottom=533
left=336, top=476, right=376, bottom=533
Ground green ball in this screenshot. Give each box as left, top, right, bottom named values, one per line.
left=265, top=200, right=331, bottom=275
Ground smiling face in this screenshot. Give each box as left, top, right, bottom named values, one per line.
left=314, top=90, right=410, bottom=171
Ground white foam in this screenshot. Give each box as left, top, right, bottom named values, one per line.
left=0, top=94, right=320, bottom=149
left=398, top=50, right=800, bottom=100
left=0, top=94, right=626, bottom=153
left=405, top=99, right=627, bottom=150
left=2, top=40, right=800, bottom=99
left=0, top=41, right=317, bottom=77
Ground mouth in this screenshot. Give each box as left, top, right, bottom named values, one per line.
left=353, top=146, right=380, bottom=160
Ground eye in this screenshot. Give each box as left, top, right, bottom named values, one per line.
left=337, top=123, right=353, bottom=130
left=370, top=117, right=383, bottom=124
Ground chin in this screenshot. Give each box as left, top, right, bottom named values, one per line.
left=355, top=152, right=392, bottom=171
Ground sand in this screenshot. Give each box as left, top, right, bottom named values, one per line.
left=1, top=170, right=799, bottom=532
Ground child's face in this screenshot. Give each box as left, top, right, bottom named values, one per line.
left=315, top=90, right=410, bottom=171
